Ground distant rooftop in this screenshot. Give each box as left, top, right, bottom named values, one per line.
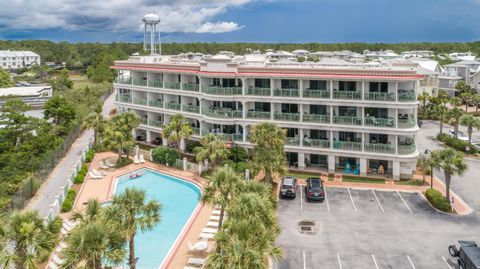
left=0, top=50, right=39, bottom=57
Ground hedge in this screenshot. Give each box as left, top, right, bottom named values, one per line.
left=152, top=146, right=179, bottom=166
left=436, top=133, right=478, bottom=154
left=425, top=189, right=452, bottom=212
left=85, top=149, right=95, bottom=163
left=61, top=189, right=76, bottom=212
left=73, top=164, right=88, bottom=184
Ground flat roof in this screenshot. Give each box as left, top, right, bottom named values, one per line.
left=0, top=86, right=51, bottom=97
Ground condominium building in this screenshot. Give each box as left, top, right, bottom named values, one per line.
left=112, top=53, right=422, bottom=180
left=0, top=50, right=40, bottom=69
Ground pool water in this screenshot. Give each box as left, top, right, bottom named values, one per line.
left=114, top=168, right=201, bottom=269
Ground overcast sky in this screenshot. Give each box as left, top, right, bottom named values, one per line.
left=0, top=0, right=479, bottom=43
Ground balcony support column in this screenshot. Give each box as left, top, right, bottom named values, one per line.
left=243, top=125, right=248, bottom=142
left=395, top=82, right=399, bottom=102
left=360, top=158, right=367, bottom=176
left=241, top=78, right=246, bottom=96
left=298, top=152, right=305, bottom=170
left=299, top=105, right=304, bottom=122
left=361, top=133, right=365, bottom=151
left=270, top=79, right=274, bottom=97
left=328, top=155, right=335, bottom=174
left=146, top=131, right=151, bottom=144
left=393, top=161, right=400, bottom=180
left=329, top=130, right=334, bottom=149
left=299, top=129, right=304, bottom=146
left=299, top=80, right=304, bottom=98
left=395, top=134, right=399, bottom=155
left=395, top=108, right=398, bottom=128
left=361, top=81, right=365, bottom=100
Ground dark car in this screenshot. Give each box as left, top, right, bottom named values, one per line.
left=305, top=177, right=325, bottom=202
left=449, top=241, right=480, bottom=269
left=279, top=176, right=297, bottom=199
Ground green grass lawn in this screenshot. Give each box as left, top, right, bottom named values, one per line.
left=342, top=175, right=385, bottom=184
left=395, top=179, right=426, bottom=186
left=284, top=170, right=322, bottom=179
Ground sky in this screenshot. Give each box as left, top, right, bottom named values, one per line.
left=0, top=0, right=479, bottom=43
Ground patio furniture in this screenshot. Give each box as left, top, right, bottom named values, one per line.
left=199, top=233, right=215, bottom=240
left=209, top=215, right=220, bottom=221
left=139, top=154, right=145, bottom=163
left=202, top=228, right=217, bottom=234
left=344, top=161, right=351, bottom=174
left=206, top=221, right=219, bottom=228
left=187, top=257, right=205, bottom=267
left=92, top=169, right=107, bottom=176
left=378, top=164, right=385, bottom=175
left=134, top=155, right=140, bottom=164
left=89, top=171, right=103, bottom=179
left=194, top=240, right=208, bottom=252
left=212, top=209, right=221, bottom=215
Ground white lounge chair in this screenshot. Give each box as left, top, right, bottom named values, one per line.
left=99, top=161, right=110, bottom=170
left=47, top=262, right=58, bottom=269
left=187, top=257, right=205, bottom=267
left=92, top=169, right=107, bottom=176
left=199, top=233, right=215, bottom=240
left=209, top=215, right=220, bottom=221
left=139, top=154, right=145, bottom=163
left=202, top=228, right=217, bottom=234
left=105, top=159, right=116, bottom=168
left=134, top=155, right=140, bottom=164
left=206, top=221, right=219, bottom=228
left=212, top=209, right=221, bottom=215
left=187, top=241, right=195, bottom=252
left=60, top=227, right=69, bottom=236
left=52, top=254, right=63, bottom=265
left=89, top=171, right=103, bottom=179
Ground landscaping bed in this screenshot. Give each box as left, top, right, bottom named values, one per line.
left=424, top=188, right=452, bottom=213
left=284, top=170, right=323, bottom=179
left=395, top=179, right=426, bottom=186
left=341, top=175, right=386, bottom=184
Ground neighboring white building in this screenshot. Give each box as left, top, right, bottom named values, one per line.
left=448, top=52, right=476, bottom=62
left=0, top=86, right=52, bottom=107
left=113, top=53, right=422, bottom=180
left=0, top=50, right=41, bottom=70
left=439, top=60, right=480, bottom=95
left=363, top=50, right=399, bottom=60
left=400, top=50, right=435, bottom=58
left=292, top=49, right=310, bottom=58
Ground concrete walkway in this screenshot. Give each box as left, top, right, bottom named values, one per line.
left=26, top=93, right=115, bottom=218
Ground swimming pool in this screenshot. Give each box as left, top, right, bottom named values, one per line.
left=114, top=168, right=201, bottom=269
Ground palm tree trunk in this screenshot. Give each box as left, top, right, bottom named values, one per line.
left=445, top=172, right=451, bottom=206
left=16, top=249, right=26, bottom=269
left=468, top=127, right=472, bottom=145
left=439, top=121, right=443, bottom=134
left=129, top=236, right=136, bottom=269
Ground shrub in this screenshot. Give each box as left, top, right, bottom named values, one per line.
left=425, top=189, right=452, bottom=212
left=61, top=189, right=76, bottom=212
left=152, top=146, right=179, bottom=166
left=436, top=133, right=478, bottom=154
left=115, top=157, right=133, bottom=168
left=74, top=164, right=88, bottom=184
left=85, top=149, right=95, bottom=163
left=186, top=140, right=202, bottom=153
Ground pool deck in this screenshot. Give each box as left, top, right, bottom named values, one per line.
left=72, top=152, right=214, bottom=269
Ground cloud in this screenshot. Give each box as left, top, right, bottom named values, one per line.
left=0, top=0, right=253, bottom=34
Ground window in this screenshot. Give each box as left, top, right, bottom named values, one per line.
left=339, top=131, right=357, bottom=142
left=281, top=79, right=298, bottom=89
left=369, top=82, right=388, bottom=92
left=281, top=103, right=298, bottom=113
left=310, top=105, right=327, bottom=115
left=339, top=81, right=357, bottom=91
left=254, top=79, right=270, bottom=88
left=254, top=102, right=270, bottom=112
left=310, top=130, right=327, bottom=139
left=338, top=106, right=357, bottom=117
left=309, top=80, right=327, bottom=90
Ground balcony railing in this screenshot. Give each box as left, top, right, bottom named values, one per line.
left=274, top=88, right=299, bottom=97
left=303, top=114, right=330, bottom=123
left=286, top=137, right=300, bottom=146
left=133, top=98, right=147, bottom=106
left=364, top=117, right=395, bottom=128
left=274, top=112, right=300, bottom=121
left=333, top=115, right=362, bottom=126
left=165, top=102, right=181, bottom=110
left=182, top=83, right=199, bottom=92
left=117, top=78, right=132, bottom=85
left=117, top=94, right=132, bottom=103
left=148, top=79, right=163, bottom=88
left=364, top=92, right=396, bottom=101
left=202, top=85, right=242, bottom=95
left=398, top=144, right=416, bottom=155
left=140, top=118, right=148, bottom=125
left=247, top=111, right=271, bottom=119
left=148, top=119, right=163, bottom=128
left=132, top=79, right=147, bottom=86
left=192, top=127, right=200, bottom=135
left=220, top=133, right=243, bottom=142
left=333, top=141, right=362, bottom=151
left=181, top=104, right=200, bottom=113
left=203, top=109, right=243, bottom=119
left=164, top=82, right=181, bottom=90
left=364, top=143, right=396, bottom=154
left=246, top=87, right=271, bottom=96
left=148, top=100, right=163, bottom=108
left=398, top=90, right=416, bottom=102
left=398, top=115, right=416, bottom=128
left=333, top=91, right=361, bottom=100
left=304, top=89, right=330, bottom=98
left=304, top=138, right=330, bottom=148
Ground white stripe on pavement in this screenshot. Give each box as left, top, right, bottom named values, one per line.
left=406, top=255, right=416, bottom=269
left=397, top=191, right=413, bottom=214
left=303, top=251, right=306, bottom=269
left=325, top=187, right=330, bottom=211
left=372, top=189, right=384, bottom=213
left=371, top=254, right=379, bottom=269
left=300, top=187, right=303, bottom=211
left=337, top=253, right=342, bottom=269
left=347, top=188, right=357, bottom=212
left=442, top=256, right=452, bottom=269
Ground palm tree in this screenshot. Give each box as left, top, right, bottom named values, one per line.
left=103, top=122, right=135, bottom=161
left=195, top=134, right=230, bottom=169
left=104, top=187, right=161, bottom=269
left=249, top=123, right=286, bottom=184
left=417, top=92, right=430, bottom=117
left=60, top=221, right=126, bottom=269
left=449, top=97, right=462, bottom=108
left=472, top=94, right=480, bottom=112
left=432, top=105, right=449, bottom=134
left=0, top=210, right=56, bottom=269
left=162, top=113, right=192, bottom=152
left=460, top=114, right=480, bottom=146
left=459, top=92, right=473, bottom=111
left=431, top=149, right=468, bottom=205
left=83, top=110, right=105, bottom=149
left=416, top=154, right=432, bottom=185
left=447, top=107, right=464, bottom=138
left=71, top=198, right=102, bottom=225
left=202, top=166, right=242, bottom=229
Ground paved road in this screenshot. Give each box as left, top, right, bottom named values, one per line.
left=27, top=93, right=115, bottom=218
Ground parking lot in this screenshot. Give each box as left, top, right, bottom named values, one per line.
left=275, top=186, right=480, bottom=269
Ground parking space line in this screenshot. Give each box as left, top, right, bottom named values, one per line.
left=347, top=188, right=357, bottom=212
left=396, top=191, right=413, bottom=214
left=300, top=187, right=303, bottom=211
left=406, top=255, right=416, bottom=269
left=337, top=253, right=342, bottom=269
left=303, top=251, right=306, bottom=269
left=442, top=256, right=452, bottom=269
left=325, top=187, right=330, bottom=211
left=371, top=254, right=379, bottom=269
left=371, top=189, right=384, bottom=213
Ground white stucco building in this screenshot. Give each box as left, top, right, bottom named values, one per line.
left=112, top=53, right=422, bottom=180
left=0, top=50, right=40, bottom=70
left=0, top=86, right=52, bottom=107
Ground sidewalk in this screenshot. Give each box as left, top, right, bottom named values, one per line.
left=26, top=93, right=115, bottom=218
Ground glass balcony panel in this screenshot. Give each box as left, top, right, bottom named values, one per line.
left=203, top=109, right=243, bottom=118
left=247, top=111, right=271, bottom=119
left=165, top=102, right=181, bottom=110
left=333, top=141, right=362, bottom=151
left=202, top=85, right=242, bottom=95
left=398, top=90, right=416, bottom=102
left=286, top=137, right=300, bottom=146
left=117, top=94, right=132, bottom=103
left=181, top=104, right=200, bottom=113
left=333, top=116, right=362, bottom=126
left=274, top=88, right=299, bottom=97
left=140, top=118, right=148, bottom=125
left=148, top=100, right=163, bottom=108
left=333, top=91, right=361, bottom=100
left=117, top=78, right=132, bottom=85
left=364, top=143, right=396, bottom=154
left=182, top=83, right=199, bottom=92
left=246, top=87, right=271, bottom=96
left=148, top=79, right=163, bottom=88
left=304, top=138, right=330, bottom=148
left=274, top=112, right=300, bottom=121
left=398, top=144, right=416, bottom=155
left=364, top=117, right=395, bottom=128
left=148, top=119, right=163, bottom=128
left=132, top=79, right=147, bottom=86
left=364, top=92, right=396, bottom=101
left=303, top=114, right=330, bottom=123
left=220, top=133, right=244, bottom=142
left=164, top=82, right=181, bottom=90
left=132, top=98, right=147, bottom=106
left=192, top=127, right=200, bottom=135
left=398, top=115, right=416, bottom=128
left=304, top=89, right=330, bottom=98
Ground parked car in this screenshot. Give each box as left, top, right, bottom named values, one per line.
left=305, top=177, right=325, bottom=202
left=449, top=240, right=480, bottom=269
left=448, top=130, right=469, bottom=142
left=279, top=176, right=297, bottom=199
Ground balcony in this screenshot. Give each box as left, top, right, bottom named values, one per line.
left=274, top=112, right=300, bottom=121
left=274, top=88, right=299, bottom=97
left=333, top=91, right=361, bottom=100
left=364, top=92, right=396, bottom=102
left=246, top=87, right=271, bottom=96
left=117, top=78, right=132, bottom=85
left=164, top=82, right=181, bottom=90
left=203, top=109, right=243, bottom=119
left=398, top=115, right=416, bottom=128
left=132, top=97, right=147, bottom=106
left=165, top=102, right=181, bottom=111
left=364, top=117, right=395, bottom=128
left=140, top=117, right=148, bottom=125
left=398, top=90, right=416, bottom=102
left=220, top=133, right=243, bottom=142
left=148, top=79, right=163, bottom=88
left=304, top=89, right=330, bottom=98
left=148, top=100, right=163, bottom=108
left=192, top=127, right=200, bottom=135
left=333, top=140, right=362, bottom=151
left=117, top=94, right=132, bottom=103
left=181, top=104, right=200, bottom=113
left=247, top=111, right=271, bottom=119
left=286, top=137, right=300, bottom=146
left=132, top=79, right=147, bottom=86
left=202, top=85, right=242, bottom=95
left=303, top=114, right=330, bottom=123
left=398, top=144, right=416, bottom=155
left=148, top=119, right=163, bottom=128
left=364, top=143, right=395, bottom=154
left=304, top=138, right=330, bottom=149
left=333, top=115, right=362, bottom=126
left=182, top=83, right=199, bottom=92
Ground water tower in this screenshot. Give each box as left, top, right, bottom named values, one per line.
left=143, top=13, right=161, bottom=55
